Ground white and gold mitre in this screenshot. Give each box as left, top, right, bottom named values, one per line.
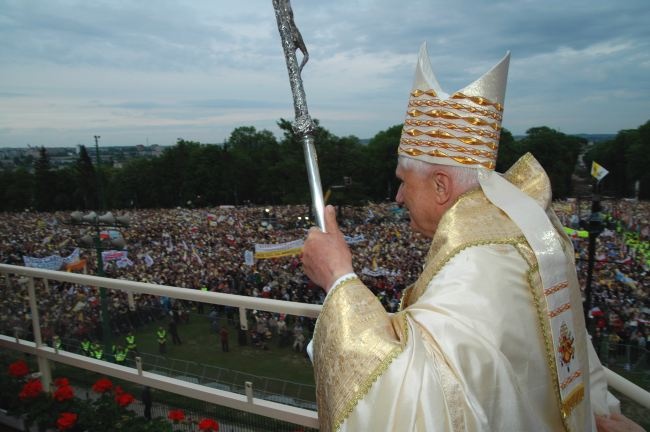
left=398, top=43, right=510, bottom=170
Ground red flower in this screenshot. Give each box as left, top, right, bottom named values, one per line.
left=54, top=377, right=70, bottom=388
left=92, top=377, right=113, bottom=393
left=19, top=379, right=43, bottom=400
left=198, top=418, right=220, bottom=431
left=56, top=412, right=78, bottom=431
left=8, top=360, right=29, bottom=377
left=167, top=409, right=185, bottom=422
left=114, top=385, right=124, bottom=396
left=115, top=392, right=134, bottom=407
left=53, top=385, right=74, bottom=402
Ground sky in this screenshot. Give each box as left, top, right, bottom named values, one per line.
left=0, top=0, right=649, bottom=148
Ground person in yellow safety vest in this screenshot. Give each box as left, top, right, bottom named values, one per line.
left=125, top=332, right=138, bottom=356
left=52, top=335, right=63, bottom=351
left=114, top=345, right=128, bottom=365
left=81, top=339, right=91, bottom=356
left=91, top=342, right=103, bottom=360
left=157, top=326, right=167, bottom=354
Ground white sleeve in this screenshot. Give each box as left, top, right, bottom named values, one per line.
left=587, top=334, right=620, bottom=415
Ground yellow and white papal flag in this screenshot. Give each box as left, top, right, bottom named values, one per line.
left=591, top=161, right=609, bottom=182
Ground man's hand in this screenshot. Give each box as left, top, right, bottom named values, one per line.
left=596, top=413, right=646, bottom=432
left=302, top=205, right=354, bottom=292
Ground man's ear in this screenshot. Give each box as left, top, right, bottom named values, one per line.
left=432, top=170, right=452, bottom=205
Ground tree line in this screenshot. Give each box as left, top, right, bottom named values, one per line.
left=1, top=119, right=648, bottom=212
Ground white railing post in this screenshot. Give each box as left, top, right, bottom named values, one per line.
left=239, top=306, right=248, bottom=330
left=26, top=276, right=52, bottom=391
left=245, top=381, right=254, bottom=403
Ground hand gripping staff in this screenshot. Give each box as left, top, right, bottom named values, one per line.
left=272, top=0, right=326, bottom=232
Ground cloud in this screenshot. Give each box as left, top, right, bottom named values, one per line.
left=0, top=0, right=648, bottom=147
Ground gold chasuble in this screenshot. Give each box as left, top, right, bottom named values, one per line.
left=312, top=154, right=597, bottom=431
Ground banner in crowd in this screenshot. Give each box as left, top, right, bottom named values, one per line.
left=244, top=250, right=255, bottom=266
left=143, top=254, right=154, bottom=267
left=361, top=267, right=400, bottom=278
left=23, top=248, right=81, bottom=271
left=116, top=257, right=134, bottom=268
left=65, top=259, right=87, bottom=272
left=101, top=250, right=128, bottom=262
left=63, top=248, right=81, bottom=265
left=23, top=254, right=64, bottom=270
left=563, top=227, right=589, bottom=238
left=254, top=239, right=304, bottom=259
left=344, top=234, right=366, bottom=245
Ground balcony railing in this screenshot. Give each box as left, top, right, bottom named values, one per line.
left=1, top=263, right=649, bottom=430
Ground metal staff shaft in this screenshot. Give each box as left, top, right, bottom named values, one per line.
left=272, top=0, right=326, bottom=231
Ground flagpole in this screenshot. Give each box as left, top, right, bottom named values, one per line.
left=272, top=0, right=326, bottom=231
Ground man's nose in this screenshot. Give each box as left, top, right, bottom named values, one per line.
left=395, top=184, right=404, bottom=207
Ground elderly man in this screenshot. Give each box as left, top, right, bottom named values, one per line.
left=302, top=44, right=632, bottom=431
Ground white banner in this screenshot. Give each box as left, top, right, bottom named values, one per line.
left=63, top=248, right=81, bottom=265
left=254, top=239, right=304, bottom=259
left=344, top=234, right=366, bottom=244
left=361, top=267, right=400, bottom=278
left=244, top=250, right=255, bottom=266
left=101, top=250, right=128, bottom=262
left=23, top=254, right=64, bottom=270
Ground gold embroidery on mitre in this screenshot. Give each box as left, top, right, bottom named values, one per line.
left=451, top=91, right=504, bottom=112
left=404, top=119, right=500, bottom=140
left=399, top=147, right=495, bottom=170
left=411, top=89, right=438, bottom=97
left=409, top=99, right=503, bottom=121
left=404, top=128, right=498, bottom=150
left=400, top=138, right=495, bottom=159
left=406, top=109, right=501, bottom=130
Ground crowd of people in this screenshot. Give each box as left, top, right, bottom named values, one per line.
left=0, top=199, right=647, bottom=364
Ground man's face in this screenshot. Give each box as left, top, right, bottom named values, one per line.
left=395, top=163, right=441, bottom=238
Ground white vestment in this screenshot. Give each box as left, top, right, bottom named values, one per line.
left=311, top=155, right=614, bottom=431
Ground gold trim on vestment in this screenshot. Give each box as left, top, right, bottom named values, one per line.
left=312, top=277, right=409, bottom=432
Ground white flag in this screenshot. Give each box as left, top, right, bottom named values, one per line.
left=591, top=161, right=609, bottom=182
left=244, top=250, right=255, bottom=266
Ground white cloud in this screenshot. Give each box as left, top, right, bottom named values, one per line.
left=0, top=0, right=648, bottom=147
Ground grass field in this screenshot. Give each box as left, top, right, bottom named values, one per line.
left=125, top=310, right=316, bottom=391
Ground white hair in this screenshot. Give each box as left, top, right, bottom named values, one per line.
left=398, top=156, right=479, bottom=192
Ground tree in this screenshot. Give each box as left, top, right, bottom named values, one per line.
left=33, top=147, right=54, bottom=211
left=495, top=128, right=523, bottom=172
left=73, top=145, right=97, bottom=209
left=0, top=168, right=33, bottom=211
left=365, top=124, right=403, bottom=201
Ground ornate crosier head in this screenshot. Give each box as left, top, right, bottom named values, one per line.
left=398, top=43, right=510, bottom=171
